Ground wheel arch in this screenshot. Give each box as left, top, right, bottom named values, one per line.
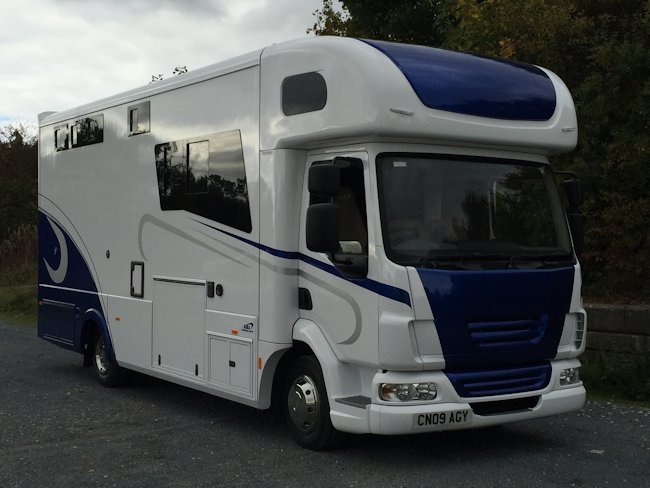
left=287, top=319, right=362, bottom=406
left=261, top=319, right=367, bottom=411
left=265, top=338, right=314, bottom=410
left=79, top=308, right=115, bottom=366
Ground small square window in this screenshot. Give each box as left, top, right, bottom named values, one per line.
left=127, top=101, right=150, bottom=136
left=70, top=115, right=104, bottom=148
left=129, top=109, right=138, bottom=132
left=71, top=124, right=78, bottom=146
left=54, top=124, right=69, bottom=151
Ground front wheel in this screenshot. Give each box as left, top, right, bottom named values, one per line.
left=92, top=331, right=130, bottom=387
left=284, top=355, right=342, bottom=450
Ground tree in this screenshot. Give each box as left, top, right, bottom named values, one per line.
left=0, top=123, right=38, bottom=241
left=446, top=0, right=650, bottom=300
left=309, top=0, right=650, bottom=300
left=309, top=0, right=456, bottom=46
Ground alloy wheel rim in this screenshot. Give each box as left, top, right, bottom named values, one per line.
left=287, top=374, right=319, bottom=432
left=95, top=336, right=109, bottom=375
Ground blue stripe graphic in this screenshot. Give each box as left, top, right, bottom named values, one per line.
left=192, top=219, right=411, bottom=307
left=38, top=211, right=114, bottom=358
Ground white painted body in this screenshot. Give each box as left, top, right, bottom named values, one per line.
left=38, top=37, right=585, bottom=436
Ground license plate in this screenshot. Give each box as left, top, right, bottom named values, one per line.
left=413, top=409, right=472, bottom=429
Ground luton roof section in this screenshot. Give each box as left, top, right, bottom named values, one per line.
left=40, top=37, right=577, bottom=155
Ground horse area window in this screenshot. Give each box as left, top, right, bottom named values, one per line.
left=54, top=115, right=103, bottom=151
left=128, top=101, right=150, bottom=136
left=154, top=130, right=252, bottom=232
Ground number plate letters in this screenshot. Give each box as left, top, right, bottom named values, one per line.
left=413, top=410, right=471, bottom=428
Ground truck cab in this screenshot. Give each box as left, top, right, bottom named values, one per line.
left=260, top=38, right=586, bottom=447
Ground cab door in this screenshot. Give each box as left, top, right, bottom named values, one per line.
left=298, top=151, right=381, bottom=365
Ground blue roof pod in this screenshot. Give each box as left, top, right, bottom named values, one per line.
left=362, top=39, right=557, bottom=121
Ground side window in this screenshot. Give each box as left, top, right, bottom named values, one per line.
left=154, top=130, right=252, bottom=233
left=71, top=115, right=104, bottom=148
left=337, top=160, right=368, bottom=258
left=128, top=101, right=150, bottom=136
left=282, top=72, right=327, bottom=116
left=54, top=124, right=69, bottom=151
left=308, top=157, right=368, bottom=278
left=187, top=140, right=209, bottom=194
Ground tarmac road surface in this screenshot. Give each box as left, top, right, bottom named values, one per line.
left=1, top=320, right=648, bottom=487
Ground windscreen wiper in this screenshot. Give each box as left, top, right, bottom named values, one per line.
left=418, top=253, right=477, bottom=269
left=419, top=251, right=572, bottom=270
left=508, top=252, right=573, bottom=268
left=419, top=252, right=510, bottom=269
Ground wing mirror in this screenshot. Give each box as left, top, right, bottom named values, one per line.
left=306, top=162, right=341, bottom=253
left=306, top=204, right=339, bottom=252
left=561, top=178, right=583, bottom=208
left=308, top=163, right=340, bottom=196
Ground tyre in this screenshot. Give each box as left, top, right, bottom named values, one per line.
left=92, top=331, right=131, bottom=387
left=284, top=355, right=343, bottom=450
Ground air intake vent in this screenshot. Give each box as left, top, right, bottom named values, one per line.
left=471, top=396, right=540, bottom=416
left=468, top=316, right=548, bottom=349
left=574, top=313, right=586, bottom=349
left=445, top=363, right=551, bottom=398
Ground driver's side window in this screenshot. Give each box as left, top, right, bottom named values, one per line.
left=309, top=158, right=368, bottom=278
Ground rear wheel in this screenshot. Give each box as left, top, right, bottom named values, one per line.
left=284, top=355, right=342, bottom=450
left=92, top=331, right=130, bottom=387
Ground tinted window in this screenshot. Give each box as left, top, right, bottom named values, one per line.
left=187, top=140, right=209, bottom=193
left=154, top=130, right=252, bottom=232
left=281, top=72, right=327, bottom=116
left=308, top=157, right=368, bottom=278
left=71, top=115, right=104, bottom=148
left=376, top=154, right=572, bottom=269
left=54, top=124, right=68, bottom=151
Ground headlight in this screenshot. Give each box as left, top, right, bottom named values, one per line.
left=560, top=367, right=580, bottom=385
left=379, top=382, right=438, bottom=402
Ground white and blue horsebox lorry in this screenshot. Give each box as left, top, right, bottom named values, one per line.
left=38, top=37, right=587, bottom=449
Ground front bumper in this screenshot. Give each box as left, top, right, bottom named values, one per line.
left=367, top=384, right=585, bottom=435
left=330, top=358, right=586, bottom=435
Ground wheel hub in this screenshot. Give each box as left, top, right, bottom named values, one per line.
left=287, top=375, right=319, bottom=433
left=94, top=336, right=109, bottom=375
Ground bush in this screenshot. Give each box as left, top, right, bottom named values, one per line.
left=581, top=351, right=650, bottom=402
left=0, top=224, right=37, bottom=315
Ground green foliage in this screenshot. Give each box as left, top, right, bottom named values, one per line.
left=310, top=0, right=650, bottom=301
left=0, top=285, right=36, bottom=316
left=0, top=224, right=37, bottom=316
left=309, top=0, right=457, bottom=46
left=581, top=351, right=650, bottom=402
left=0, top=124, right=38, bottom=315
left=0, top=124, right=38, bottom=242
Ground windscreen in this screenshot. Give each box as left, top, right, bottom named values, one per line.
left=377, top=154, right=573, bottom=269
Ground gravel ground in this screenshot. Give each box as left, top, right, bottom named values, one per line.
left=1, top=320, right=648, bottom=487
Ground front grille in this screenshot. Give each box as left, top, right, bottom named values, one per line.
left=467, top=316, right=547, bottom=349
left=445, top=363, right=551, bottom=398
left=471, top=396, right=540, bottom=416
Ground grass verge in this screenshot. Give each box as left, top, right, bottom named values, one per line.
left=586, top=389, right=650, bottom=409
left=0, top=224, right=37, bottom=326
left=0, top=285, right=37, bottom=326
left=581, top=350, right=650, bottom=406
